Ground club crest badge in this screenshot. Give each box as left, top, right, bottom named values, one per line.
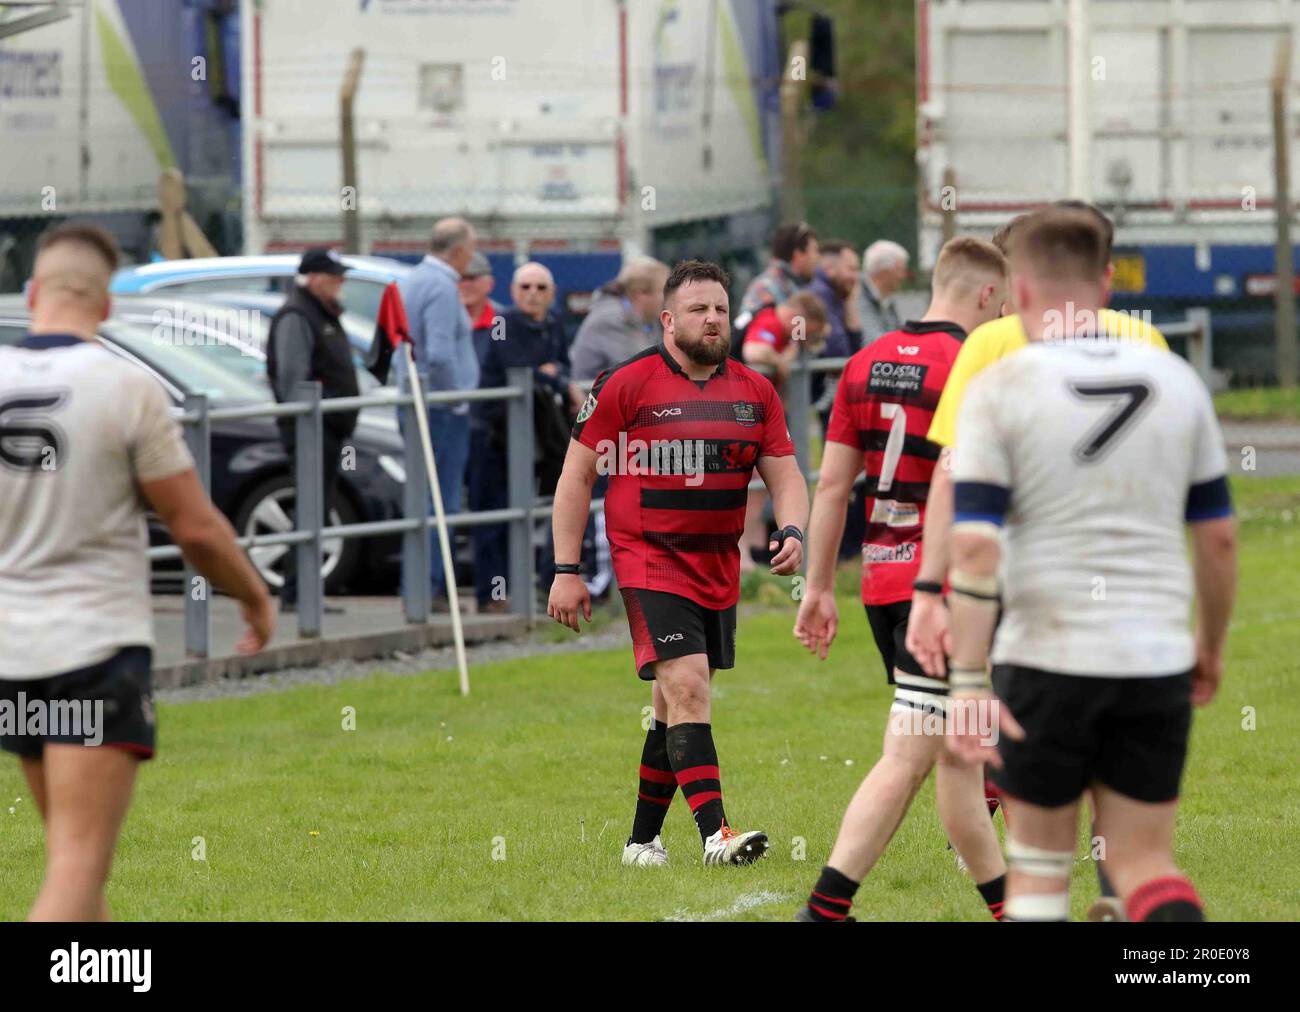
left=576, top=393, right=598, bottom=424
left=732, top=402, right=756, bottom=426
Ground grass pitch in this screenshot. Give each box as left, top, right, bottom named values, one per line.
left=1, top=476, right=1297, bottom=921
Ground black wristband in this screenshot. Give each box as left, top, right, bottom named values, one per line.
left=554, top=563, right=583, bottom=576
left=912, top=579, right=944, bottom=596
left=772, top=525, right=803, bottom=551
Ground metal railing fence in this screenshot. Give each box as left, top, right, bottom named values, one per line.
left=161, top=308, right=1212, bottom=657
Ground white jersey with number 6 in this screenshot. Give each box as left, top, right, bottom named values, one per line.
left=0, top=339, right=193, bottom=679
left=952, top=341, right=1230, bottom=677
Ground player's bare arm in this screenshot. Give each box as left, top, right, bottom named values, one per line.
left=756, top=451, right=808, bottom=576
left=945, top=524, right=1023, bottom=766
left=792, top=440, right=858, bottom=659
left=141, top=468, right=275, bottom=655
left=1189, top=516, right=1238, bottom=706
left=741, top=340, right=785, bottom=378
left=547, top=438, right=599, bottom=632
left=906, top=445, right=954, bottom=677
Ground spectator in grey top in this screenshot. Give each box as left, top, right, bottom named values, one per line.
left=569, top=256, right=669, bottom=380
left=856, top=239, right=909, bottom=344
left=398, top=216, right=479, bottom=611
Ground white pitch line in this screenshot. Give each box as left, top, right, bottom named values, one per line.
left=663, top=890, right=792, bottom=922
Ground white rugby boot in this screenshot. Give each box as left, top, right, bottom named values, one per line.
left=622, top=835, right=669, bottom=867
left=702, top=824, right=769, bottom=866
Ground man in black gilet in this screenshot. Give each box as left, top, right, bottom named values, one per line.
left=266, top=247, right=359, bottom=611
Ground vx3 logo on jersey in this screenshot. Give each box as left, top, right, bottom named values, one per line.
left=593, top=432, right=708, bottom=486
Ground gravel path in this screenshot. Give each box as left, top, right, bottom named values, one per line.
left=1221, top=421, right=1300, bottom=477
left=159, top=621, right=634, bottom=705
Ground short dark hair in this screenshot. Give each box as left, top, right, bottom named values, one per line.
left=663, top=259, right=731, bottom=304
left=1052, top=199, right=1114, bottom=260
left=819, top=238, right=851, bottom=257
left=36, top=222, right=120, bottom=272
left=1011, top=208, right=1108, bottom=283
left=771, top=222, right=817, bottom=262
left=991, top=213, right=1032, bottom=256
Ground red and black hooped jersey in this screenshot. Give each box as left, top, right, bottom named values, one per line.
left=573, top=345, right=794, bottom=609
left=825, top=320, right=966, bottom=605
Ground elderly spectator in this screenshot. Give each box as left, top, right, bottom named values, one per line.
left=459, top=251, right=502, bottom=366
left=736, top=221, right=819, bottom=330
left=471, top=262, right=579, bottom=612
left=569, top=255, right=669, bottom=380
left=857, top=240, right=909, bottom=344
left=398, top=217, right=480, bottom=613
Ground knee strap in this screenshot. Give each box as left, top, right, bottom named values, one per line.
left=1006, top=836, right=1075, bottom=880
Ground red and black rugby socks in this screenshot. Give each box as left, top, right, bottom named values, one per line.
left=665, top=722, right=726, bottom=842
left=804, top=865, right=859, bottom=921
left=1127, top=875, right=1205, bottom=922
left=630, top=720, right=676, bottom=844
left=977, top=874, right=1007, bottom=921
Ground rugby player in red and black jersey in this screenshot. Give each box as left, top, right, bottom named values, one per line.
left=790, top=238, right=1010, bottom=921
left=548, top=260, right=809, bottom=867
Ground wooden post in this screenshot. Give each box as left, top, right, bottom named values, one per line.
left=1273, top=37, right=1298, bottom=388
left=156, top=168, right=217, bottom=260
left=941, top=166, right=957, bottom=244
left=340, top=48, right=366, bottom=256
left=781, top=39, right=809, bottom=223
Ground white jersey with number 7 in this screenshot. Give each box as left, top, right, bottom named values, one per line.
left=951, top=340, right=1232, bottom=678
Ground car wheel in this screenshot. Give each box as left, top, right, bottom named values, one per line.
left=233, top=476, right=361, bottom=594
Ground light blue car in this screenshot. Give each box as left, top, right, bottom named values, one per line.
left=110, top=253, right=413, bottom=326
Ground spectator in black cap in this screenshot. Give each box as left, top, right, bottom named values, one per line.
left=266, top=247, right=359, bottom=612
left=459, top=251, right=501, bottom=367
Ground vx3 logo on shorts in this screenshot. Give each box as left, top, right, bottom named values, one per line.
left=656, top=632, right=684, bottom=643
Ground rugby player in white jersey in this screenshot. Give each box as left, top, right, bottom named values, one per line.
left=944, top=208, right=1237, bottom=922
left=0, top=224, right=274, bottom=920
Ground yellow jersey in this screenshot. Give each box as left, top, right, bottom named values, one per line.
left=926, top=308, right=1169, bottom=447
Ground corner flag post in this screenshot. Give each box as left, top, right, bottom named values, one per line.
left=402, top=342, right=471, bottom=696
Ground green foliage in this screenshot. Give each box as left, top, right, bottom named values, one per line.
left=1214, top=386, right=1300, bottom=421
left=794, top=0, right=918, bottom=253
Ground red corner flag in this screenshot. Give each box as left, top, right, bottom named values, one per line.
left=378, top=281, right=412, bottom=348
left=365, top=282, right=410, bottom=382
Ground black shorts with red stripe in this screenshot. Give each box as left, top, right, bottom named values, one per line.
left=621, top=588, right=736, bottom=680
left=0, top=646, right=156, bottom=760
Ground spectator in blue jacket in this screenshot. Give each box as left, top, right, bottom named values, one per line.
left=398, top=216, right=479, bottom=612
left=809, top=239, right=864, bottom=360
left=470, top=262, right=580, bottom=612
